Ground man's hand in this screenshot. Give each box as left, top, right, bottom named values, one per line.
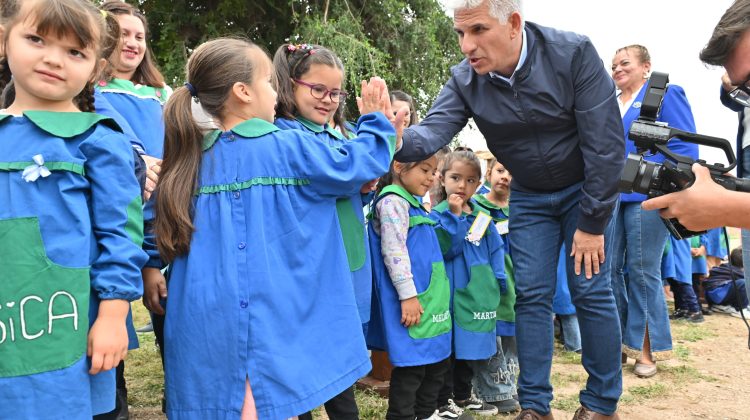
left=570, top=229, right=605, bottom=279
left=641, top=164, right=729, bottom=231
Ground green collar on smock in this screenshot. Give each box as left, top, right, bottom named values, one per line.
left=473, top=194, right=509, bottom=218
left=0, top=111, right=120, bottom=138
left=296, top=115, right=349, bottom=140
left=98, top=78, right=170, bottom=104
left=202, top=118, right=279, bottom=151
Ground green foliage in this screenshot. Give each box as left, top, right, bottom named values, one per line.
left=137, top=0, right=462, bottom=116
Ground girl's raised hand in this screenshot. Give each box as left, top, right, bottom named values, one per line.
left=357, top=77, right=406, bottom=149
left=357, top=77, right=386, bottom=115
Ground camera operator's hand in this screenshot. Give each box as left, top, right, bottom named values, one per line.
left=642, top=163, right=732, bottom=231
left=721, top=72, right=736, bottom=93
left=570, top=229, right=604, bottom=280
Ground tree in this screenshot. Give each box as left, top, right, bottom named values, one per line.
left=139, top=0, right=462, bottom=116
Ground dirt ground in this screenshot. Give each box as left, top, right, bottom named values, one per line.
left=129, top=304, right=750, bottom=420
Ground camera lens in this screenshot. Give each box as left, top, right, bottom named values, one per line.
left=619, top=154, right=662, bottom=196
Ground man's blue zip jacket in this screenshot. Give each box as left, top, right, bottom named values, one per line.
left=396, top=21, right=625, bottom=234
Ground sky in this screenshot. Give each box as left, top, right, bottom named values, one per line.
left=451, top=0, right=741, bottom=171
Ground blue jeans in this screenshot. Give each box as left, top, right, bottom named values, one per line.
left=559, top=314, right=582, bottom=353
left=470, top=336, right=518, bottom=403
left=611, top=202, right=672, bottom=358
left=510, top=182, right=622, bottom=416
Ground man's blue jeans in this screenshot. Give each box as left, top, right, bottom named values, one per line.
left=611, top=202, right=672, bottom=358
left=510, top=182, right=622, bottom=415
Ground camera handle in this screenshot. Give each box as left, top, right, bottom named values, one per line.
left=630, top=120, right=737, bottom=173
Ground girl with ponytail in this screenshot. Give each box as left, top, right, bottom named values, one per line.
left=155, top=37, right=402, bottom=419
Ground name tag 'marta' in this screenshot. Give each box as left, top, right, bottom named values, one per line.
left=466, top=211, right=492, bottom=246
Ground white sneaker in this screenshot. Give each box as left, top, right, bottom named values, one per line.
left=731, top=307, right=750, bottom=319
left=422, top=410, right=443, bottom=420
left=436, top=399, right=465, bottom=419
left=712, top=305, right=739, bottom=316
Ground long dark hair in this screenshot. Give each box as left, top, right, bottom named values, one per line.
left=390, top=90, right=419, bottom=127
left=156, top=38, right=264, bottom=262
left=100, top=0, right=165, bottom=88
left=272, top=43, right=349, bottom=136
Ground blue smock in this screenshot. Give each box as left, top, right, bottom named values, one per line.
left=163, top=114, right=395, bottom=420
left=367, top=186, right=452, bottom=366
left=274, top=116, right=379, bottom=325
left=430, top=199, right=506, bottom=360
left=0, top=112, right=146, bottom=418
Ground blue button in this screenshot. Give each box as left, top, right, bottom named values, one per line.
left=233, top=191, right=240, bottom=199
left=240, top=300, right=248, bottom=308
left=228, top=134, right=236, bottom=141
left=238, top=242, right=246, bottom=249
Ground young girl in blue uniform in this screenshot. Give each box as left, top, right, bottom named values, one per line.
left=271, top=42, right=400, bottom=418
left=471, top=158, right=520, bottom=414
left=431, top=151, right=506, bottom=418
left=154, top=37, right=400, bottom=420
left=0, top=0, right=146, bottom=417
left=367, top=155, right=453, bottom=420
left=666, top=236, right=704, bottom=324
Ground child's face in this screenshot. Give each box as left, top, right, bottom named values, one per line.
left=391, top=99, right=411, bottom=129
left=396, top=155, right=437, bottom=197
left=112, top=14, right=146, bottom=80
left=247, top=53, right=278, bottom=123
left=6, top=14, right=100, bottom=111
left=442, top=160, right=480, bottom=204
left=487, top=161, right=511, bottom=196
left=293, top=63, right=343, bottom=126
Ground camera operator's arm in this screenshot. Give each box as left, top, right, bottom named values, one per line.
left=642, top=163, right=750, bottom=230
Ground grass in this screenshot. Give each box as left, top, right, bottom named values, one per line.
left=551, top=394, right=580, bottom=411
left=627, top=383, right=669, bottom=400
left=673, top=344, right=690, bottom=361
left=672, top=323, right=716, bottom=342
left=125, top=301, right=722, bottom=418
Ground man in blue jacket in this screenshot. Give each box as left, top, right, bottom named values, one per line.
left=395, top=1, right=624, bottom=419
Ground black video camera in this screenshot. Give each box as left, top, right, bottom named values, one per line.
left=619, top=71, right=750, bottom=239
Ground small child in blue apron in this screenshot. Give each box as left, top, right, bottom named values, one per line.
left=367, top=154, right=454, bottom=420
left=431, top=151, right=507, bottom=418
left=0, top=1, right=147, bottom=417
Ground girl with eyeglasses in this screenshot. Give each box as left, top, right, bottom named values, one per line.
left=272, top=43, right=407, bottom=419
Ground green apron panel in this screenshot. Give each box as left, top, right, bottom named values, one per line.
left=0, top=217, right=90, bottom=378
left=454, top=264, right=500, bottom=332
left=336, top=198, right=366, bottom=271
left=409, top=262, right=452, bottom=339
left=496, top=254, right=516, bottom=322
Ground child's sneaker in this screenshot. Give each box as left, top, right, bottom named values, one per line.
left=437, top=399, right=469, bottom=420
left=711, top=304, right=739, bottom=316
left=454, top=395, right=499, bottom=416
left=685, top=311, right=705, bottom=323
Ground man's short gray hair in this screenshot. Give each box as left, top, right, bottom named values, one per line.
left=447, top=0, right=521, bottom=22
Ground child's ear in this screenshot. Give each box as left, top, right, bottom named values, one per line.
left=231, top=82, right=252, bottom=104
left=393, top=161, right=404, bottom=175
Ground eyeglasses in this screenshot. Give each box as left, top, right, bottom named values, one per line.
left=293, top=79, right=347, bottom=103
left=729, top=77, right=750, bottom=107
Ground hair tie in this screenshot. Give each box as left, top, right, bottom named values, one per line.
left=286, top=43, right=316, bottom=56
left=184, top=82, right=198, bottom=97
